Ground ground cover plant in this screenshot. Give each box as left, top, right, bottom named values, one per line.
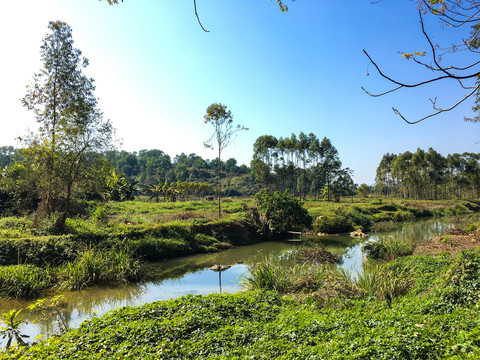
left=5, top=251, right=480, bottom=359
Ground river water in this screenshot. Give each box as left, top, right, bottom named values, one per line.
left=0, top=216, right=459, bottom=345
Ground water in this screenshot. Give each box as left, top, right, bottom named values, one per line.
left=0, top=216, right=459, bottom=346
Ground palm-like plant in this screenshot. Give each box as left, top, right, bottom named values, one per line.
left=0, top=309, right=29, bottom=349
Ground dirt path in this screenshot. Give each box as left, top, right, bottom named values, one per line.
left=413, top=228, right=480, bottom=255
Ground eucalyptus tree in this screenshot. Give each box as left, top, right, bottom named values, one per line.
left=463, top=153, right=480, bottom=198
left=204, top=103, right=247, bottom=217
left=425, top=147, right=446, bottom=199
left=296, top=132, right=311, bottom=199
left=21, top=21, right=113, bottom=227
left=410, top=148, right=427, bottom=199
left=331, top=168, right=356, bottom=202
left=318, top=137, right=341, bottom=201
left=307, top=133, right=322, bottom=200
left=252, top=135, right=278, bottom=189
left=391, top=151, right=413, bottom=199
left=375, top=153, right=396, bottom=197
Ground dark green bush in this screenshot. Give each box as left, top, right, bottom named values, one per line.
left=254, top=189, right=312, bottom=234
left=315, top=216, right=353, bottom=234
left=392, top=210, right=415, bottom=222
left=441, top=249, right=480, bottom=307
left=132, top=238, right=194, bottom=261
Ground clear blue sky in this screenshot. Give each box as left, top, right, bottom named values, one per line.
left=1, top=0, right=479, bottom=184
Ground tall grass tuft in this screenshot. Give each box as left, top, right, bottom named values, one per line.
left=333, top=260, right=415, bottom=302
left=362, top=235, right=413, bottom=260
left=355, top=260, right=414, bottom=301
left=241, top=255, right=326, bottom=293
left=59, top=247, right=141, bottom=290
left=0, top=265, right=53, bottom=298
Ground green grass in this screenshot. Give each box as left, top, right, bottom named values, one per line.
left=0, top=197, right=477, bottom=298
left=241, top=254, right=327, bottom=293
left=362, top=235, right=414, bottom=260
left=0, top=265, right=53, bottom=298
left=5, top=250, right=480, bottom=359
left=59, top=247, right=141, bottom=290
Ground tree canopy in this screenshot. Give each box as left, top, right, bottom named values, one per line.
left=20, top=21, right=113, bottom=227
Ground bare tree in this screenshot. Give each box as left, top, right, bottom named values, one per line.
left=363, top=0, right=480, bottom=124
left=101, top=0, right=294, bottom=32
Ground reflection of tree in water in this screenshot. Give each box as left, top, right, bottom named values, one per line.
left=148, top=242, right=296, bottom=283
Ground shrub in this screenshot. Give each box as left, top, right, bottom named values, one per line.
left=315, top=216, right=353, bottom=234
left=132, top=238, right=193, bottom=261
left=392, top=210, right=415, bottom=222
left=254, top=189, right=312, bottom=234
left=441, top=249, right=480, bottom=307
left=0, top=236, right=80, bottom=266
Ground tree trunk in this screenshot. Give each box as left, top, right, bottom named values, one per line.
left=218, top=148, right=222, bottom=218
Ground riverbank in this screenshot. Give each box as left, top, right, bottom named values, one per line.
left=0, top=197, right=478, bottom=299
left=5, top=242, right=480, bottom=359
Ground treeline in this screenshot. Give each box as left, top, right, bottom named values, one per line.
left=105, top=150, right=249, bottom=185
left=375, top=148, right=480, bottom=200
left=251, top=132, right=355, bottom=201
left=0, top=146, right=261, bottom=215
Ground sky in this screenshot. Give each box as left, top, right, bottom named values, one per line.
left=1, top=0, right=480, bottom=185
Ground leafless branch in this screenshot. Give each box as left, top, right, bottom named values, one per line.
left=194, top=0, right=209, bottom=32
left=393, top=84, right=480, bottom=124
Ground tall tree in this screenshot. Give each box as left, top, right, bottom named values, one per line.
left=21, top=20, right=113, bottom=228
left=204, top=103, right=247, bottom=217
left=319, top=137, right=341, bottom=201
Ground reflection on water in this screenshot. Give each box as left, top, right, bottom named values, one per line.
left=0, top=216, right=460, bottom=346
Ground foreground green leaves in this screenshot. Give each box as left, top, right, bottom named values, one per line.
left=5, top=251, right=480, bottom=359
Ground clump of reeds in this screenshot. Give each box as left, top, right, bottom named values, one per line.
left=241, top=255, right=326, bottom=293
left=59, top=247, right=141, bottom=290
left=291, top=246, right=340, bottom=264
left=0, top=265, right=53, bottom=298
left=331, top=259, right=414, bottom=303
left=362, top=235, right=413, bottom=260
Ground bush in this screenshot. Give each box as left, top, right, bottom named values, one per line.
left=441, top=249, right=480, bottom=307
left=132, top=238, right=194, bottom=261
left=315, top=216, right=353, bottom=234
left=0, top=236, right=80, bottom=266
left=392, top=210, right=415, bottom=222
left=254, top=190, right=312, bottom=234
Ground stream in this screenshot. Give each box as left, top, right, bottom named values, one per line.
left=0, top=216, right=462, bottom=346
